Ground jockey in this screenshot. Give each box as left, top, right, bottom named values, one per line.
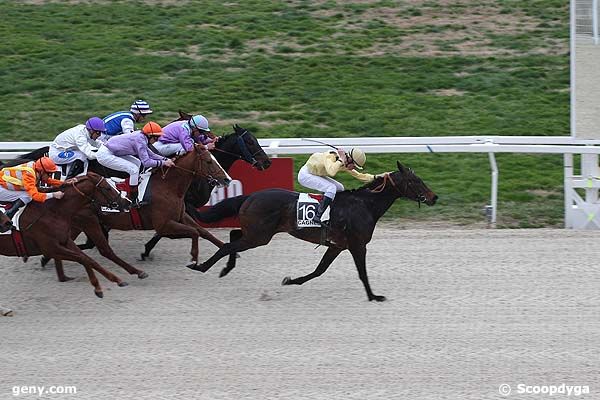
left=298, top=147, right=375, bottom=225
left=95, top=121, right=175, bottom=207
left=0, top=157, right=65, bottom=219
left=99, top=99, right=153, bottom=142
left=49, top=117, right=105, bottom=179
left=153, top=114, right=218, bottom=157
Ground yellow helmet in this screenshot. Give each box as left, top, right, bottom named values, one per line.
left=348, top=147, right=366, bottom=170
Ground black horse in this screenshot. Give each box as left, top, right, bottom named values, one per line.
left=189, top=161, right=438, bottom=302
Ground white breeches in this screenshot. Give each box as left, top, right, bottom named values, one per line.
left=49, top=145, right=89, bottom=165
left=0, top=187, right=32, bottom=204
left=96, top=146, right=141, bottom=186
left=154, top=142, right=185, bottom=157
left=297, top=165, right=344, bottom=199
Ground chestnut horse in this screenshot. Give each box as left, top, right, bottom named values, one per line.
left=41, top=144, right=232, bottom=277
left=0, top=173, right=130, bottom=297
left=189, top=162, right=438, bottom=302
left=108, top=117, right=271, bottom=259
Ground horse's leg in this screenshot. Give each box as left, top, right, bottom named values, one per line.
left=86, top=224, right=148, bottom=279
left=348, top=244, right=385, bottom=302
left=219, top=229, right=243, bottom=278
left=154, top=220, right=200, bottom=266
left=53, top=259, right=75, bottom=282
left=47, top=242, right=108, bottom=297
left=190, top=234, right=268, bottom=273
left=182, top=213, right=224, bottom=248
left=140, top=234, right=162, bottom=261
left=42, top=225, right=84, bottom=266
left=281, top=246, right=343, bottom=286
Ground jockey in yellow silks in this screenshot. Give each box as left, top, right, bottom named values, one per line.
left=298, top=147, right=375, bottom=225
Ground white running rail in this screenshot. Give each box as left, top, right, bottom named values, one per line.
left=3, top=136, right=600, bottom=228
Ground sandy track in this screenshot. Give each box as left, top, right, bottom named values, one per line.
left=0, top=227, right=598, bottom=399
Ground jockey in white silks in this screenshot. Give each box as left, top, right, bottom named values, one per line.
left=95, top=121, right=175, bottom=207
left=49, top=117, right=106, bottom=179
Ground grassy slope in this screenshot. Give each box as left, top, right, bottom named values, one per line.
left=0, top=0, right=569, bottom=227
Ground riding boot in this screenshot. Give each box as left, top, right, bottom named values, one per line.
left=66, top=159, right=85, bottom=179
left=313, top=196, right=333, bottom=225
left=129, top=185, right=141, bottom=208
left=4, top=199, right=26, bottom=219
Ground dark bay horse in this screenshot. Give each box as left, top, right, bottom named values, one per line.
left=189, top=162, right=438, bottom=302
left=0, top=173, right=130, bottom=298
left=43, top=145, right=232, bottom=275
left=0, top=211, right=12, bottom=233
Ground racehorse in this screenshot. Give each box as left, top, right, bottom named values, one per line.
left=134, top=114, right=271, bottom=259
left=77, top=112, right=271, bottom=259
left=42, top=145, right=232, bottom=275
left=0, top=211, right=12, bottom=233
left=0, top=173, right=130, bottom=298
left=188, top=162, right=438, bottom=302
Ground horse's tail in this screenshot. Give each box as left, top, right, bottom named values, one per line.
left=0, top=146, right=50, bottom=168
left=187, top=195, right=250, bottom=223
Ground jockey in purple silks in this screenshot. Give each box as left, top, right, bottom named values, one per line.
left=95, top=122, right=175, bottom=207
left=153, top=114, right=218, bottom=157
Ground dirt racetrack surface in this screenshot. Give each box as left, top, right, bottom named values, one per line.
left=1, top=227, right=598, bottom=399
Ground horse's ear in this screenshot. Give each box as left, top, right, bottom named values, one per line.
left=178, top=110, right=185, bottom=118
left=397, top=161, right=406, bottom=174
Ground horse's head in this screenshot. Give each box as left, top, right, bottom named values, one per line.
left=0, top=210, right=13, bottom=233
left=65, top=172, right=130, bottom=211
left=175, top=145, right=232, bottom=187
left=216, top=124, right=271, bottom=170
left=387, top=161, right=438, bottom=206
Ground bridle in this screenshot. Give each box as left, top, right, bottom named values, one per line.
left=69, top=175, right=121, bottom=209
left=161, top=146, right=226, bottom=187
left=368, top=173, right=428, bottom=206
left=212, top=129, right=264, bottom=167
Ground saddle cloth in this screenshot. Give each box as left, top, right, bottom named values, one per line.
left=0, top=203, right=27, bottom=234
left=296, top=193, right=330, bottom=228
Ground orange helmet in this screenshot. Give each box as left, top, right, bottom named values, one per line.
left=142, top=121, right=163, bottom=137
left=34, top=157, right=60, bottom=173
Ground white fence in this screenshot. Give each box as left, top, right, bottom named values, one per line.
left=2, top=137, right=600, bottom=228
left=577, top=0, right=599, bottom=44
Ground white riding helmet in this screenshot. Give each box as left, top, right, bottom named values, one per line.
left=189, top=114, right=210, bottom=132
left=130, top=99, right=153, bottom=115
left=348, top=147, right=366, bottom=170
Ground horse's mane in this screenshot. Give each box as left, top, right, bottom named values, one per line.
left=0, top=146, right=49, bottom=168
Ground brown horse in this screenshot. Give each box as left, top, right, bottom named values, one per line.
left=189, top=162, right=438, bottom=301
left=0, top=173, right=130, bottom=297
left=47, top=144, right=231, bottom=278
left=0, top=211, right=12, bottom=233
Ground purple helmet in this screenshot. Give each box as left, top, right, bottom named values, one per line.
left=85, top=117, right=106, bottom=132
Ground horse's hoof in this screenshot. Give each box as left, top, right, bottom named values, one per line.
left=137, top=271, right=149, bottom=279
left=40, top=257, right=50, bottom=267
left=282, top=276, right=292, bottom=285
left=118, top=281, right=129, bottom=287
left=369, top=295, right=387, bottom=302
left=219, top=268, right=230, bottom=278
left=95, top=291, right=104, bottom=298
left=59, top=276, right=75, bottom=283
left=186, top=263, right=205, bottom=272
